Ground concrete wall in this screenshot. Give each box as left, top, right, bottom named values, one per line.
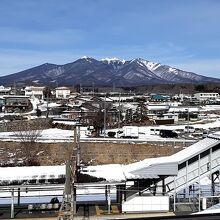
left=0, top=141, right=184, bottom=166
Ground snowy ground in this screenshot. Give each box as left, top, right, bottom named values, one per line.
left=0, top=127, right=194, bottom=143
left=0, top=117, right=219, bottom=143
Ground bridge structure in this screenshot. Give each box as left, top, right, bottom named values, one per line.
left=117, top=132, right=220, bottom=213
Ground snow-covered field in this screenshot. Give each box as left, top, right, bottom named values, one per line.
left=0, top=117, right=219, bottom=143
left=0, top=127, right=193, bottom=143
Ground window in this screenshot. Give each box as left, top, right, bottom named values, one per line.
left=188, top=155, right=198, bottom=165
left=178, top=162, right=186, bottom=170
left=212, top=144, right=220, bottom=152
left=200, top=149, right=209, bottom=158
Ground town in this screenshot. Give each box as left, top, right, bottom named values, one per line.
left=1, top=0, right=220, bottom=219
left=0, top=83, right=220, bottom=219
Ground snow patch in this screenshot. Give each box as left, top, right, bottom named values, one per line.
left=101, top=57, right=125, bottom=64
left=168, top=67, right=178, bottom=75
left=142, top=60, right=161, bottom=71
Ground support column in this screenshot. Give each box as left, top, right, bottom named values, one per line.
left=210, top=148, right=214, bottom=196
left=198, top=154, right=201, bottom=212
left=76, top=125, right=81, bottom=168
left=73, top=186, right=76, bottom=214
left=173, top=176, right=176, bottom=212
left=121, top=184, right=126, bottom=202
left=211, top=173, right=215, bottom=196
left=116, top=185, right=121, bottom=203
left=153, top=180, right=156, bottom=196
left=120, top=184, right=126, bottom=213
left=124, top=182, right=126, bottom=202
left=117, top=185, right=124, bottom=213
left=219, top=171, right=220, bottom=195
left=107, top=185, right=111, bottom=214
left=11, top=189, right=14, bottom=219
left=186, top=161, right=189, bottom=201
left=105, top=185, right=108, bottom=204
left=17, top=188, right=20, bottom=206
left=162, top=178, right=165, bottom=196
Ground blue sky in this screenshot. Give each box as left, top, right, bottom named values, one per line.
left=0, top=0, right=220, bottom=78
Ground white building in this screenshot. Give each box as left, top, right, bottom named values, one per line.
left=55, top=87, right=71, bottom=99
left=0, top=86, right=12, bottom=95
left=24, top=86, right=45, bottom=99
left=194, top=93, right=219, bottom=101
left=147, top=104, right=178, bottom=123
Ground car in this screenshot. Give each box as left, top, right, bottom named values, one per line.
left=202, top=130, right=209, bottom=138
left=159, top=129, right=178, bottom=138
left=184, top=126, right=195, bottom=133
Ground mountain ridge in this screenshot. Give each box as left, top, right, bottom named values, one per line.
left=0, top=57, right=219, bottom=86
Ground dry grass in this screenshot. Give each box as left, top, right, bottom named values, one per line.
left=0, top=141, right=184, bottom=167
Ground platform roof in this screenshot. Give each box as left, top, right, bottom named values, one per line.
left=0, top=165, right=65, bottom=184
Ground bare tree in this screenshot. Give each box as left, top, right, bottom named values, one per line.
left=13, top=119, right=47, bottom=142
left=92, top=110, right=104, bottom=136
left=13, top=118, right=51, bottom=165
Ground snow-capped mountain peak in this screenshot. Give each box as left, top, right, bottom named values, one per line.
left=0, top=57, right=219, bottom=86
left=144, top=61, right=161, bottom=71
left=81, top=56, right=92, bottom=59
left=80, top=56, right=95, bottom=63
left=101, top=57, right=126, bottom=64
left=131, top=58, right=161, bottom=72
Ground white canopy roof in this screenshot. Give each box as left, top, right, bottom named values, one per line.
left=0, top=165, right=65, bottom=183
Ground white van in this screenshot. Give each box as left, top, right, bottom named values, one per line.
left=150, top=128, right=160, bottom=135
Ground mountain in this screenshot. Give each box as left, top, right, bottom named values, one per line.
left=0, top=57, right=219, bottom=86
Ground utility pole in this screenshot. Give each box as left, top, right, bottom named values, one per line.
left=80, top=84, right=82, bottom=94
left=13, top=81, right=16, bottom=95
left=76, top=125, right=81, bottom=168
left=58, top=125, right=80, bottom=220
left=187, top=106, right=190, bottom=135
left=117, top=93, right=121, bottom=138
left=92, top=82, right=95, bottom=97
left=103, top=95, right=106, bottom=138
left=118, top=93, right=121, bottom=129
left=46, top=93, right=49, bottom=118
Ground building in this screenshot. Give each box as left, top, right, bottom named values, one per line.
left=0, top=97, right=4, bottom=112
left=147, top=104, right=178, bottom=124
left=24, top=86, right=45, bottom=99
left=194, top=93, right=219, bottom=101
left=150, top=94, right=170, bottom=102
left=4, top=95, right=31, bottom=112
left=55, top=87, right=71, bottom=99
left=0, top=86, right=12, bottom=95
